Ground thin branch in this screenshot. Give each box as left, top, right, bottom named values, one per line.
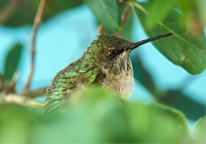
left=0, top=93, right=45, bottom=109
left=119, top=0, right=132, bottom=5
left=98, top=25, right=105, bottom=34
left=23, top=0, right=47, bottom=93
left=121, top=5, right=132, bottom=28
left=118, top=0, right=125, bottom=5
left=114, top=4, right=132, bottom=37
left=0, top=73, right=2, bottom=89
left=0, top=0, right=25, bottom=24
left=23, top=87, right=48, bottom=98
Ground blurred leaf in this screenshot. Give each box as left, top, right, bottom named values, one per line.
left=146, top=0, right=178, bottom=28
left=193, top=116, right=206, bottom=143
left=160, top=90, right=206, bottom=121
left=178, top=0, right=206, bottom=32
left=3, top=43, right=23, bottom=82
left=0, top=88, right=192, bottom=143
left=0, top=0, right=83, bottom=26
left=30, top=88, right=191, bottom=143
left=84, top=0, right=121, bottom=33
left=120, top=10, right=133, bottom=41
left=0, top=106, right=41, bottom=143
left=129, top=1, right=206, bottom=74
left=31, top=89, right=136, bottom=143
left=144, top=103, right=190, bottom=143
left=131, top=56, right=157, bottom=95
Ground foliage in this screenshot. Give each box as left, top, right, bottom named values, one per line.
left=1, top=0, right=205, bottom=73
left=0, top=0, right=83, bottom=26
left=84, top=0, right=121, bottom=33
left=0, top=88, right=198, bottom=143
left=130, top=1, right=205, bottom=74
left=0, top=0, right=205, bottom=143
left=131, top=55, right=206, bottom=121
left=193, top=116, right=206, bottom=143
left=2, top=43, right=23, bottom=83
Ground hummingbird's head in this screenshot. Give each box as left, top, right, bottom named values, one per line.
left=90, top=33, right=172, bottom=76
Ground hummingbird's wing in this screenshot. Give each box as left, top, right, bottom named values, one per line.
left=44, top=58, right=100, bottom=114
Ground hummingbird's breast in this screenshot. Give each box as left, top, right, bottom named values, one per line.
left=101, top=58, right=135, bottom=100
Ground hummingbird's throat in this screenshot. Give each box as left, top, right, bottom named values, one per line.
left=122, top=51, right=130, bottom=58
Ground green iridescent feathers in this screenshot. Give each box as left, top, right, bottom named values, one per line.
left=44, top=38, right=102, bottom=114
left=45, top=60, right=100, bottom=114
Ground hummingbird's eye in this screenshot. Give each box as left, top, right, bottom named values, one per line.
left=110, top=50, right=123, bottom=55
left=110, top=50, right=118, bottom=55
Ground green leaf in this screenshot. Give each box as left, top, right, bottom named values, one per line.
left=177, top=0, right=206, bottom=28
left=120, top=10, right=133, bottom=41
left=146, top=0, right=178, bottom=28
left=0, top=106, right=41, bottom=143
left=0, top=88, right=192, bottom=143
left=3, top=43, right=23, bottom=82
left=193, top=116, right=206, bottom=143
left=84, top=0, right=121, bottom=33
left=160, top=90, right=206, bottom=121
left=144, top=103, right=191, bottom=143
left=129, top=1, right=206, bottom=74
left=0, top=0, right=83, bottom=27
left=30, top=88, right=191, bottom=143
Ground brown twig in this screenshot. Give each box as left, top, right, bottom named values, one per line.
left=118, top=0, right=125, bottom=5
left=121, top=5, right=132, bottom=28
left=114, top=4, right=132, bottom=37
left=0, top=93, right=45, bottom=109
left=23, top=0, right=47, bottom=93
left=0, top=0, right=25, bottom=24
left=23, top=87, right=48, bottom=98
left=98, top=25, right=105, bottom=34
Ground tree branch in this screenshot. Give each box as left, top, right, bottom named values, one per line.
left=0, top=93, right=45, bottom=109
left=114, top=4, right=132, bottom=37
left=118, top=0, right=125, bottom=5
left=23, top=0, right=47, bottom=93
left=98, top=25, right=105, bottom=34
left=0, top=0, right=25, bottom=24
left=23, top=87, right=48, bottom=98
left=0, top=73, right=3, bottom=89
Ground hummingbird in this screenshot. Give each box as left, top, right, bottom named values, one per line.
left=44, top=33, right=172, bottom=114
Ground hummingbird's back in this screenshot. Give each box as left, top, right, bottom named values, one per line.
left=44, top=48, right=101, bottom=114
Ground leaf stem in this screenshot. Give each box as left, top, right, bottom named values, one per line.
left=114, top=4, right=132, bottom=37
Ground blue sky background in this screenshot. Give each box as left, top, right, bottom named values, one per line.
left=0, top=4, right=205, bottom=132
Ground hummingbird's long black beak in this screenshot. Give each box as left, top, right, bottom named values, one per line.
left=130, top=33, right=173, bottom=50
